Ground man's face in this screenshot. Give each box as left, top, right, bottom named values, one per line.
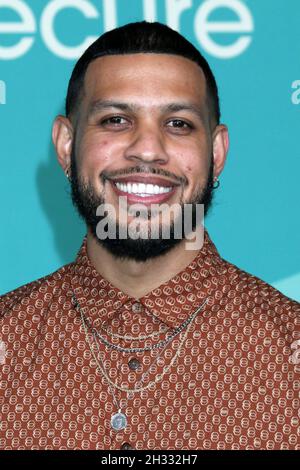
left=66, top=53, right=225, bottom=261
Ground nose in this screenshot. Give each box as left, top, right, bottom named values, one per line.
left=123, top=121, right=169, bottom=165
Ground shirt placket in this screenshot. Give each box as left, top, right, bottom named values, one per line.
left=107, top=300, right=166, bottom=450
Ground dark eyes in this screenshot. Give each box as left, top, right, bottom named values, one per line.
left=100, top=116, right=127, bottom=126
left=99, top=116, right=193, bottom=131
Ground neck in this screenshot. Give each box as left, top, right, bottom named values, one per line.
left=86, top=228, right=203, bottom=299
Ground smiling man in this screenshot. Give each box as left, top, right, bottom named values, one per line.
left=0, top=22, right=299, bottom=451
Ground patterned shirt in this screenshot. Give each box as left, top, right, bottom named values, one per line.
left=1, top=231, right=299, bottom=450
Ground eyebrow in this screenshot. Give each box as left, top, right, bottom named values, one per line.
left=87, top=99, right=206, bottom=124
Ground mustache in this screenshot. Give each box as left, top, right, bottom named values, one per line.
left=100, top=165, right=187, bottom=186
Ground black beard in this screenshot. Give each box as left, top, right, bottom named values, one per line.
left=70, top=148, right=215, bottom=262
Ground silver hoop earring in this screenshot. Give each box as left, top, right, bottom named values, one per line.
left=213, top=177, right=220, bottom=189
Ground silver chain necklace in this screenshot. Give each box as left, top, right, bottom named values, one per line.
left=99, top=319, right=170, bottom=341
left=73, top=293, right=200, bottom=353
left=79, top=297, right=207, bottom=431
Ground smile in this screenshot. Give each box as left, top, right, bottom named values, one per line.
left=115, top=182, right=173, bottom=197
left=109, top=178, right=179, bottom=205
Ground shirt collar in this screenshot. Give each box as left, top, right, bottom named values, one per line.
left=69, top=229, right=224, bottom=329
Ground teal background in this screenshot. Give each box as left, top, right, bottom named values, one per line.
left=0, top=0, right=299, bottom=300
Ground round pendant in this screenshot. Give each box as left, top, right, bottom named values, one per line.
left=111, top=412, right=127, bottom=431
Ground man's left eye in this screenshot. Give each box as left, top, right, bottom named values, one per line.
left=167, top=119, right=192, bottom=129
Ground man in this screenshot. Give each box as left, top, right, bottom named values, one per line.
left=0, top=21, right=299, bottom=451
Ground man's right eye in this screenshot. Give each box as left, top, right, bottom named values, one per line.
left=100, top=116, right=128, bottom=126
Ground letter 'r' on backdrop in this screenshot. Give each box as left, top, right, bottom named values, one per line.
left=0, top=0, right=299, bottom=300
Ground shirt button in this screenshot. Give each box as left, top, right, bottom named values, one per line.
left=128, top=358, right=141, bottom=371
left=120, top=442, right=133, bottom=450
left=132, top=302, right=142, bottom=313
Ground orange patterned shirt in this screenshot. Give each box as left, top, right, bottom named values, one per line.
left=1, top=231, right=299, bottom=450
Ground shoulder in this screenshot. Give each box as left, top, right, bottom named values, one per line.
left=0, top=263, right=73, bottom=324
left=218, top=257, right=300, bottom=344
left=221, top=256, right=299, bottom=307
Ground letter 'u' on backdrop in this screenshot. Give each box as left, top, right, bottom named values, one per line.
left=0, top=0, right=299, bottom=300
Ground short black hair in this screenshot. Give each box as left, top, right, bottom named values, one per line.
left=65, top=21, right=220, bottom=125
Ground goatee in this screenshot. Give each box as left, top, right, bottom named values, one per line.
left=69, top=148, right=215, bottom=262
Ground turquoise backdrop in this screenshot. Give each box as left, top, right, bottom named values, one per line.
left=0, top=0, right=299, bottom=300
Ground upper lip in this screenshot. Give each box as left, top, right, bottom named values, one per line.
left=109, top=175, right=180, bottom=188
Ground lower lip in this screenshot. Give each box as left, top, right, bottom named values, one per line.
left=110, top=181, right=178, bottom=205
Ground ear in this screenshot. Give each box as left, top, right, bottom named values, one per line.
left=211, top=124, right=229, bottom=179
left=52, top=115, right=74, bottom=175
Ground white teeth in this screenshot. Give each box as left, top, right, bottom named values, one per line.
left=115, top=181, right=173, bottom=195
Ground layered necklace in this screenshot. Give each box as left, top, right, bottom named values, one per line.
left=73, top=294, right=207, bottom=431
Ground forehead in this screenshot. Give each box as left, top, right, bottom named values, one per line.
left=83, top=53, right=207, bottom=107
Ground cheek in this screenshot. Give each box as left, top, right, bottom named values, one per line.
left=178, top=140, right=209, bottom=173
left=77, top=136, right=113, bottom=170
left=181, top=155, right=210, bottom=190
left=182, top=158, right=206, bottom=177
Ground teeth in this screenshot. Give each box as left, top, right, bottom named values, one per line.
left=115, top=182, right=173, bottom=195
